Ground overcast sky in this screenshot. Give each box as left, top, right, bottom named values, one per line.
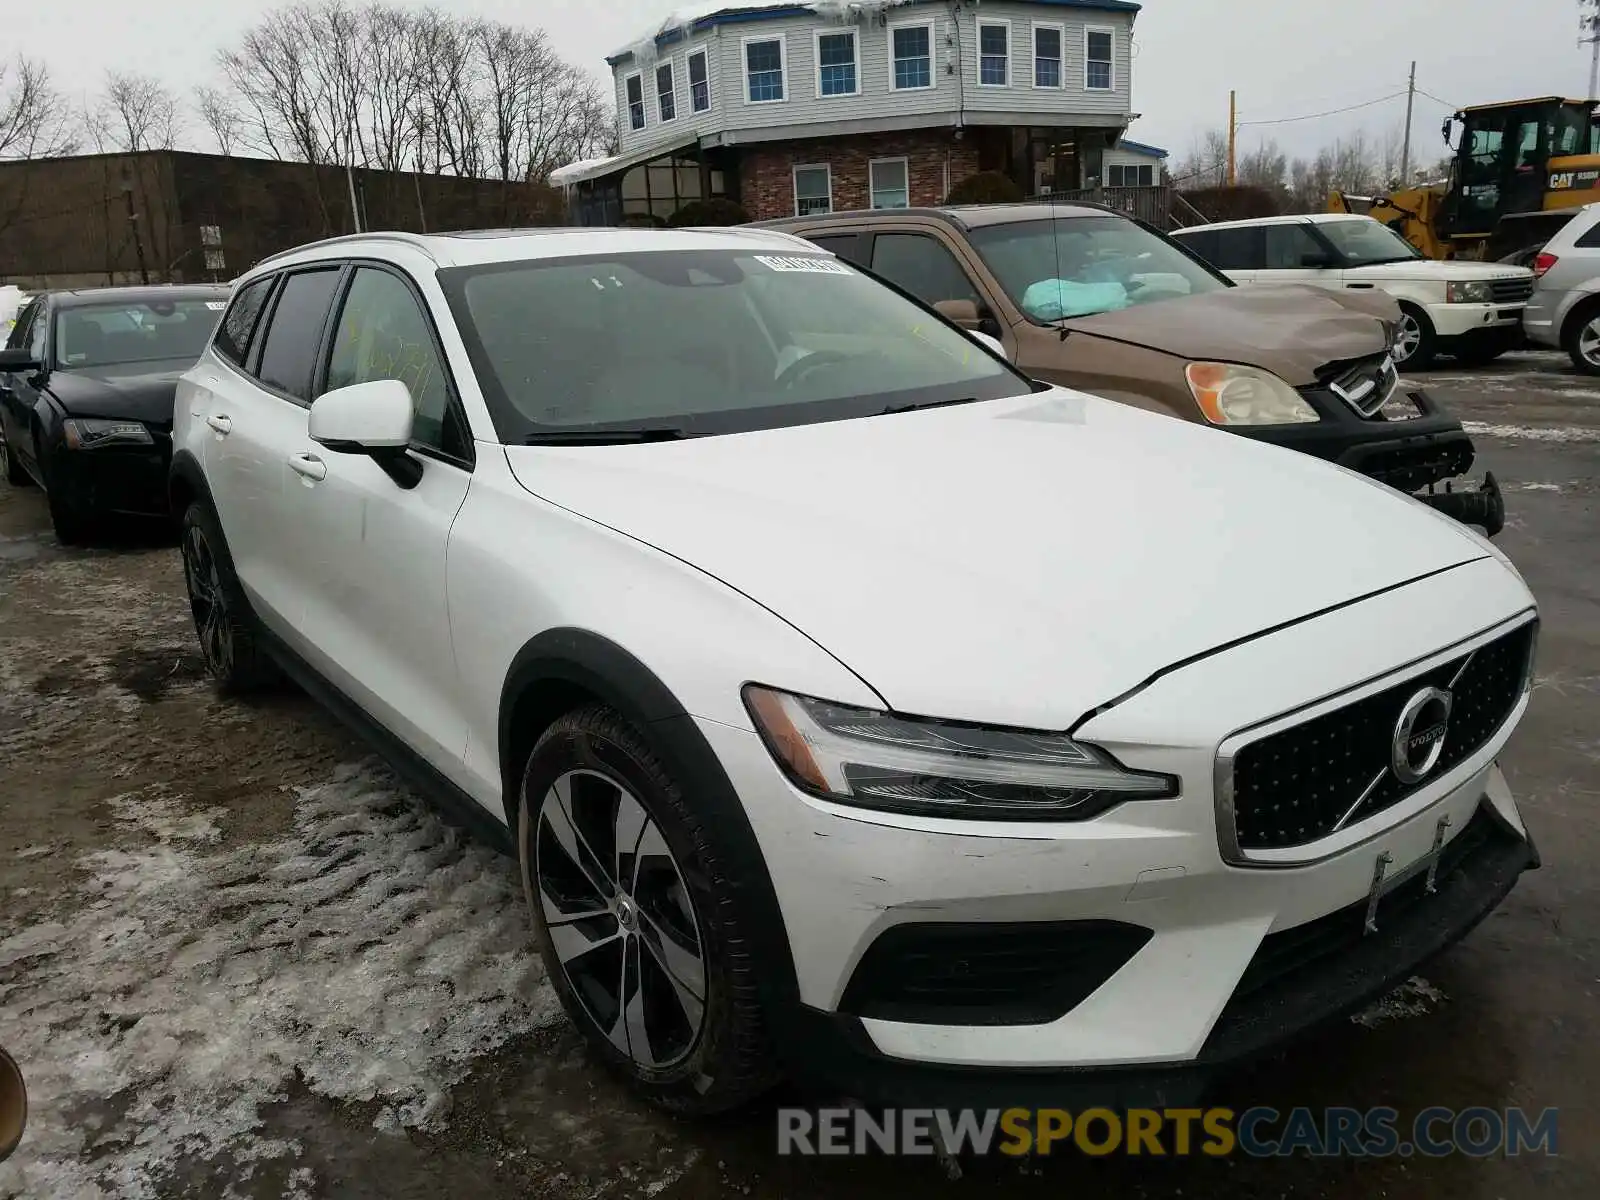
left=10, top=0, right=1598, bottom=166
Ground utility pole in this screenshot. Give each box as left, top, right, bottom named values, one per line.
left=1400, top=60, right=1417, bottom=185
left=1227, top=90, right=1237, bottom=186
left=1583, top=1, right=1600, bottom=99
left=121, top=176, right=150, bottom=285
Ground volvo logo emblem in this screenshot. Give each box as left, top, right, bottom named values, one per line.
left=1392, top=687, right=1453, bottom=785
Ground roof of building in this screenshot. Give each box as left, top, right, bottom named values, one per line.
left=1116, top=138, right=1169, bottom=159
left=608, top=0, right=1142, bottom=66
left=550, top=135, right=700, bottom=189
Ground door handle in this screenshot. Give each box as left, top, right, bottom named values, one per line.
left=206, top=414, right=233, bottom=435
left=288, top=452, right=328, bottom=483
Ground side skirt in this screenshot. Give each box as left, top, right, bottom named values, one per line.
left=256, top=626, right=515, bottom=857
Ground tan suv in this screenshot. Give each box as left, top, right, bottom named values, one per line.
left=757, top=203, right=1504, bottom=535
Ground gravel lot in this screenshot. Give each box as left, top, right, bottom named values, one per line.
left=1, top=350, right=1596, bottom=1199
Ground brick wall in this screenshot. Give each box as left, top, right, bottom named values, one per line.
left=739, top=129, right=981, bottom=220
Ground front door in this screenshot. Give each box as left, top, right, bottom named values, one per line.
left=1262, top=222, right=1343, bottom=291
left=282, top=260, right=474, bottom=782
left=0, top=299, right=49, bottom=482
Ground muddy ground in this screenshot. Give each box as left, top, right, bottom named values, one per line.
left=1, top=350, right=1596, bottom=1198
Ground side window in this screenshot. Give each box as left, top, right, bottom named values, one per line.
left=1210, top=227, right=1263, bottom=271
left=870, top=233, right=979, bottom=307
left=254, top=268, right=343, bottom=402
left=1264, top=224, right=1328, bottom=269
left=214, top=276, right=275, bottom=366
left=1575, top=220, right=1600, bottom=249
left=28, top=304, right=48, bottom=361
left=325, top=267, right=464, bottom=460
left=1173, top=230, right=1215, bottom=264
left=805, top=234, right=865, bottom=264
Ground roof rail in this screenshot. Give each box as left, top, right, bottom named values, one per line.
left=251, top=230, right=439, bottom=271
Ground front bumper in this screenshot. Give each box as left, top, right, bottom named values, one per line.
left=45, top=429, right=172, bottom=518
left=1233, top=386, right=1504, bottom=536
left=1427, top=301, right=1526, bottom=340
left=706, top=560, right=1538, bottom=1105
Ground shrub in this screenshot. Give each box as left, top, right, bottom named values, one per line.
left=619, top=212, right=667, bottom=229
left=666, top=198, right=751, bottom=227
left=1177, top=185, right=1281, bottom=223
left=945, top=171, right=1024, bottom=206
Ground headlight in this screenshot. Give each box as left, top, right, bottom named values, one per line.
left=1446, top=280, right=1492, bottom=304
left=1184, top=362, right=1319, bottom=426
left=61, top=418, right=153, bottom=450
left=743, top=685, right=1177, bottom=821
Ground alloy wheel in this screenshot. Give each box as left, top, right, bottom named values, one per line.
left=181, top=523, right=233, bottom=677
left=534, top=769, right=706, bottom=1070
left=1578, top=317, right=1600, bottom=369
left=1393, top=313, right=1423, bottom=365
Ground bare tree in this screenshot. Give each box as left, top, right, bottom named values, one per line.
left=1236, top=138, right=1290, bottom=204
left=0, top=54, right=78, bottom=160
left=195, top=86, right=241, bottom=155
left=1173, top=129, right=1230, bottom=188
left=87, top=70, right=184, bottom=152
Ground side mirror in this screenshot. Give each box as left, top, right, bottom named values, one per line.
left=935, top=298, right=982, bottom=329
left=968, top=329, right=1008, bottom=360
left=0, top=347, right=41, bottom=373
left=309, top=379, right=421, bottom=489
left=0, top=1046, right=25, bottom=1164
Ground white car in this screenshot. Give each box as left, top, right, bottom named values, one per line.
left=1171, top=215, right=1535, bottom=369
left=170, top=227, right=1540, bottom=1113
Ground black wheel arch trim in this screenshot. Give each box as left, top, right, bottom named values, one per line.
left=498, top=627, right=806, bottom=1040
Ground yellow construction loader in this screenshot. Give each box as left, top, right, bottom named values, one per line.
left=1329, top=96, right=1600, bottom=261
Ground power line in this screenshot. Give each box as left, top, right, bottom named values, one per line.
left=1413, top=87, right=1459, bottom=112
left=1236, top=91, right=1408, bottom=128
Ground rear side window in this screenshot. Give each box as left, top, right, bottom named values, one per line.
left=254, top=268, right=343, bottom=401
left=1172, top=229, right=1215, bottom=263
left=5, top=298, right=41, bottom=351
left=1208, top=226, right=1264, bottom=271
left=1575, top=219, right=1600, bottom=249
left=214, top=276, right=275, bottom=365
left=805, top=234, right=865, bottom=264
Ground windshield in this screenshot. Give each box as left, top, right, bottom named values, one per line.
left=54, top=298, right=225, bottom=368
left=968, top=216, right=1230, bottom=322
left=440, top=249, right=1028, bottom=440
left=1318, top=218, right=1422, bottom=266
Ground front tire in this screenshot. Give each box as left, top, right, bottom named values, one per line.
left=179, top=500, right=278, bottom=693
left=1392, top=304, right=1437, bottom=371
left=518, top=705, right=777, bottom=1115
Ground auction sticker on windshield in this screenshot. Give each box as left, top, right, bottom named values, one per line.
left=753, top=255, right=854, bottom=275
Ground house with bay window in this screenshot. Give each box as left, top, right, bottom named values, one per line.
left=552, top=0, right=1145, bottom=225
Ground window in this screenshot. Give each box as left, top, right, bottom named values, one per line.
left=1575, top=219, right=1600, bottom=249
left=1107, top=163, right=1155, bottom=187
left=689, top=50, right=711, bottom=112
left=214, top=276, right=274, bottom=366
left=1316, top=218, right=1422, bottom=266
left=968, top=217, right=1231, bottom=321
left=1085, top=28, right=1114, bottom=90
left=794, top=165, right=832, bottom=216
left=625, top=73, right=645, bottom=131
left=1264, top=223, right=1329, bottom=269
left=869, top=158, right=910, bottom=209
left=745, top=37, right=786, bottom=103
left=254, top=268, right=343, bottom=402
left=1172, top=229, right=1217, bottom=264
left=55, top=299, right=227, bottom=369
left=1033, top=24, right=1062, bottom=88
left=441, top=249, right=1023, bottom=442
left=891, top=24, right=933, bottom=90
left=5, top=298, right=40, bottom=351
left=326, top=267, right=463, bottom=458
left=816, top=30, right=858, bottom=97
left=657, top=62, right=676, bottom=122
left=1208, top=227, right=1264, bottom=271
left=978, top=21, right=1010, bottom=87
left=870, top=234, right=980, bottom=308
left=805, top=234, right=865, bottom=264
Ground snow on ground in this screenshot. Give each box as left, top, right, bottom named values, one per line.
left=1462, top=421, right=1600, bottom=443
left=0, top=765, right=560, bottom=1199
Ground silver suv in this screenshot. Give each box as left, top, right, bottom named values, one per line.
left=1523, top=201, right=1600, bottom=374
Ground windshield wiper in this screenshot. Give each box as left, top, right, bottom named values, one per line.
left=880, top=396, right=983, bottom=415
left=522, top=427, right=691, bottom=445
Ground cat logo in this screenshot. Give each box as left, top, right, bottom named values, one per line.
left=1551, top=171, right=1576, bottom=189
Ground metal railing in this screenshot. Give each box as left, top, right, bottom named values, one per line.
left=1035, top=185, right=1176, bottom=229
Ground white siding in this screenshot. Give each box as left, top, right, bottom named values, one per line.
left=610, top=1, right=1135, bottom=156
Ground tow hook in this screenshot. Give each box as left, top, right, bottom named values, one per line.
left=1419, top=471, right=1506, bottom=538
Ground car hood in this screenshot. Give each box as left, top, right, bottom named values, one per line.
left=503, top=388, right=1491, bottom=730
left=1345, top=259, right=1533, bottom=284
left=1059, top=285, right=1396, bottom=385
left=47, top=359, right=192, bottom=424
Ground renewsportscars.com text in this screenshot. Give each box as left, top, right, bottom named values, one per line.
left=777, top=1106, right=1560, bottom=1158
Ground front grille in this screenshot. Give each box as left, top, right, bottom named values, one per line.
left=1229, top=623, right=1534, bottom=853
left=1491, top=277, right=1534, bottom=304
left=1323, top=353, right=1399, bottom=418
left=838, top=920, right=1153, bottom=1026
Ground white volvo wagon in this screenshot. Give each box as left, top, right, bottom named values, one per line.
left=170, top=226, right=1540, bottom=1113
